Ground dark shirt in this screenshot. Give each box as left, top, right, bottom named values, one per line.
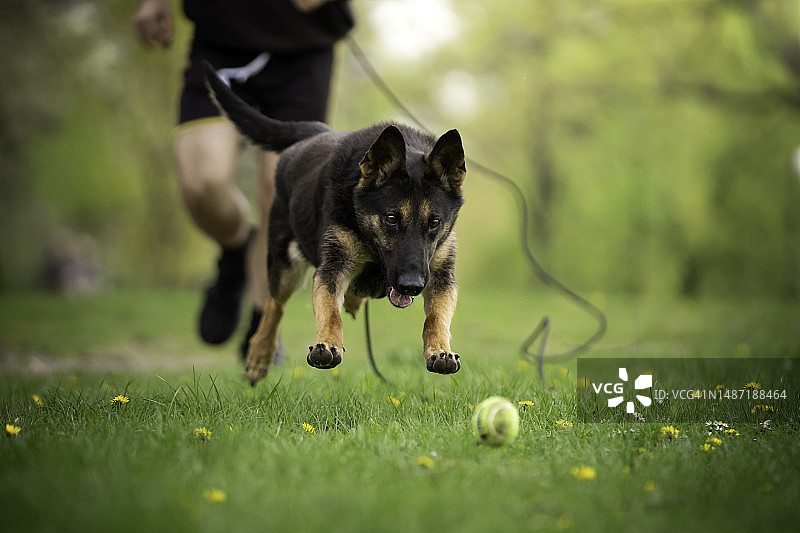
left=184, top=0, right=353, bottom=53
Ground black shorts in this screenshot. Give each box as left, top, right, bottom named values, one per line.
left=179, top=39, right=334, bottom=125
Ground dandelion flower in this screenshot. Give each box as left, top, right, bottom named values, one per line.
left=517, top=400, right=534, bottom=410
left=111, top=395, right=129, bottom=405
left=386, top=396, right=400, bottom=408
left=416, top=456, right=435, bottom=469
left=301, top=423, right=316, bottom=434
left=644, top=480, right=656, bottom=492
left=570, top=465, right=597, bottom=480
left=32, top=395, right=44, bottom=407
left=5, top=424, right=21, bottom=437
left=202, top=489, right=227, bottom=503
left=556, top=419, right=574, bottom=429
left=745, top=382, right=761, bottom=391
left=193, top=427, right=212, bottom=441
left=715, top=384, right=728, bottom=392
left=660, top=426, right=680, bottom=440
left=699, top=443, right=714, bottom=452
left=556, top=516, right=574, bottom=530
left=723, top=428, right=740, bottom=437
left=707, top=437, right=722, bottom=446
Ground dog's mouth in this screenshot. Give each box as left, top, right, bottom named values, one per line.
left=388, top=287, right=415, bottom=309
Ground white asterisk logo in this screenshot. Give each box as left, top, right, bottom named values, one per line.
left=608, top=368, right=653, bottom=414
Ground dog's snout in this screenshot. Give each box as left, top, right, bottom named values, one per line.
left=396, top=272, right=426, bottom=296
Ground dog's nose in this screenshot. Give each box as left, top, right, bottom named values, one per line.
left=396, top=272, right=426, bottom=296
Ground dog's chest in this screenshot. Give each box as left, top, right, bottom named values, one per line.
left=347, top=262, right=386, bottom=299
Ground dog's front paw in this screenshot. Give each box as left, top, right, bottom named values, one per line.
left=307, top=343, right=343, bottom=369
left=426, top=351, right=461, bottom=374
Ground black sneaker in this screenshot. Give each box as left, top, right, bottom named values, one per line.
left=240, top=308, right=285, bottom=365
left=198, top=234, right=251, bottom=344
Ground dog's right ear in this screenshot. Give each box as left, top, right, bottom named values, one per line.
left=359, top=125, right=407, bottom=189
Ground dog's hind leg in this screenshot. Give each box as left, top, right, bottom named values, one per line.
left=343, top=293, right=366, bottom=319
left=245, top=241, right=307, bottom=386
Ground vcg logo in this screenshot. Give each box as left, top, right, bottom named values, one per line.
left=591, top=368, right=653, bottom=415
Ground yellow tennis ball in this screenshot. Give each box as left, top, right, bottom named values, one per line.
left=472, top=396, right=520, bottom=447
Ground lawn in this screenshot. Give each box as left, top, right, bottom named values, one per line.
left=1, top=287, right=798, bottom=532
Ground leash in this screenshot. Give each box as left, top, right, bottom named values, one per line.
left=346, top=36, right=607, bottom=385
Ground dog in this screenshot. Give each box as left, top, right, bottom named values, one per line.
left=204, top=62, right=466, bottom=386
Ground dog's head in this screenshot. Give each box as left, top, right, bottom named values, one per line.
left=354, top=125, right=465, bottom=308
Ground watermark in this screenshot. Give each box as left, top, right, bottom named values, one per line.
left=577, top=358, right=799, bottom=423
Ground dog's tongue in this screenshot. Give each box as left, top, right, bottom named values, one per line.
left=388, top=287, right=414, bottom=308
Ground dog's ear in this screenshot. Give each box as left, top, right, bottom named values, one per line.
left=425, top=129, right=466, bottom=196
left=359, top=125, right=407, bottom=189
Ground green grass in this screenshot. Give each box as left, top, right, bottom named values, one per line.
left=1, top=287, right=799, bottom=532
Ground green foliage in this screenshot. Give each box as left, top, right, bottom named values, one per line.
left=1, top=0, right=799, bottom=296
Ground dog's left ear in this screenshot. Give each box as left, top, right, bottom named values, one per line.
left=425, top=129, right=466, bottom=196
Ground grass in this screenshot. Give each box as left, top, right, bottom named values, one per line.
left=1, top=286, right=799, bottom=532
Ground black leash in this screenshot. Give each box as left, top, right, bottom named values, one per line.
left=346, top=36, right=607, bottom=385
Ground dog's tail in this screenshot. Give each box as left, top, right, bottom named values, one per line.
left=203, top=61, right=330, bottom=152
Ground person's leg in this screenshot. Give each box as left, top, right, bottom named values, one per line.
left=175, top=120, right=250, bottom=247
left=240, top=150, right=279, bottom=358
left=175, top=119, right=251, bottom=344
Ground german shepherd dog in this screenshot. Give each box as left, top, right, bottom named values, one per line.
left=204, top=63, right=466, bottom=386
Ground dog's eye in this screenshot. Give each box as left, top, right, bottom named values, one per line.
left=385, top=214, right=398, bottom=226
left=429, top=218, right=441, bottom=230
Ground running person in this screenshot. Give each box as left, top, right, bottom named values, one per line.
left=134, top=0, right=353, bottom=357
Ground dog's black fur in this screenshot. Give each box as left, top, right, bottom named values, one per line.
left=204, top=62, right=466, bottom=385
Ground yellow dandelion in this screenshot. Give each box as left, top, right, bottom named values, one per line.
left=707, top=437, right=722, bottom=446
left=570, top=465, right=597, bottom=480
left=32, top=395, right=44, bottom=407
left=193, top=427, right=212, bottom=441
left=517, top=400, right=534, bottom=409
left=660, top=425, right=680, bottom=439
left=644, top=480, right=656, bottom=492
left=386, top=396, right=400, bottom=407
left=723, top=429, right=740, bottom=437
left=715, top=384, right=728, bottom=392
left=302, top=423, right=316, bottom=434
left=699, top=443, right=714, bottom=452
left=416, top=456, right=435, bottom=469
left=556, top=419, right=574, bottom=428
left=556, top=516, right=574, bottom=530
left=202, top=489, right=227, bottom=503
left=745, top=382, right=761, bottom=391
left=751, top=404, right=775, bottom=414
left=111, top=395, right=129, bottom=405
left=515, top=360, right=531, bottom=374
left=5, top=424, right=21, bottom=437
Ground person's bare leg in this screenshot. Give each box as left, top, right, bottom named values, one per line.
left=240, top=150, right=279, bottom=359
left=175, top=119, right=251, bottom=344
left=175, top=120, right=250, bottom=247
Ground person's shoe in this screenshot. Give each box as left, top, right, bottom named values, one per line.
left=198, top=235, right=250, bottom=344
left=240, top=308, right=284, bottom=365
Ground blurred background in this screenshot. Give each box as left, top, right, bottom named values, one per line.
left=1, top=0, right=798, bottom=301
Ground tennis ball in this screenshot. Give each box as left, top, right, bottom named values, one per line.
left=472, top=396, right=520, bottom=447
